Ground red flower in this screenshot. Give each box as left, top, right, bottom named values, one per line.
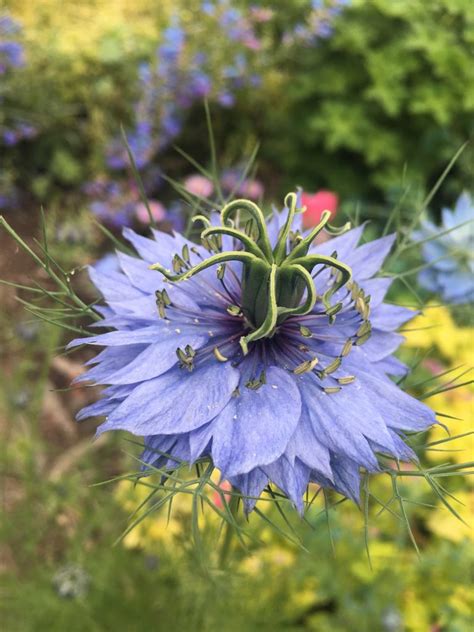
left=301, top=190, right=338, bottom=229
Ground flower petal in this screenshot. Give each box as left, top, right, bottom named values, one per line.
left=98, top=362, right=240, bottom=436
left=211, top=367, right=302, bottom=477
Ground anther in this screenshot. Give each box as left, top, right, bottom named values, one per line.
left=341, top=339, right=353, bottom=356
left=245, top=369, right=267, bottom=390
left=355, top=331, right=372, bottom=346
left=213, top=347, right=228, bottom=362
left=181, top=244, right=190, bottom=264
left=337, top=375, right=355, bottom=385
left=356, top=321, right=372, bottom=338
left=322, top=357, right=341, bottom=376
left=227, top=305, right=241, bottom=316
left=293, top=357, right=319, bottom=375
left=176, top=346, right=195, bottom=371
left=217, top=264, right=226, bottom=280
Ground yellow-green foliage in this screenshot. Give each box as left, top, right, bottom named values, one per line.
left=2, top=0, right=176, bottom=195
left=7, top=0, right=170, bottom=54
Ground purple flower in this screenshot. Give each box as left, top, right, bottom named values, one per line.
left=201, top=1, right=215, bottom=16
left=71, top=193, right=435, bottom=511
left=0, top=14, right=22, bottom=36
left=158, top=22, right=185, bottom=64
left=2, top=129, right=18, bottom=145
left=217, top=91, right=235, bottom=107
left=0, top=41, right=24, bottom=72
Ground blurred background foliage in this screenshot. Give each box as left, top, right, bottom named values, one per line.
left=0, top=1, right=473, bottom=631
left=1, top=0, right=472, bottom=213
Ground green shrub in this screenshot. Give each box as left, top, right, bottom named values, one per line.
left=261, top=0, right=474, bottom=202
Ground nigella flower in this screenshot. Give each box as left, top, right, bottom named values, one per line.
left=71, top=193, right=435, bottom=511
left=414, top=192, right=474, bottom=304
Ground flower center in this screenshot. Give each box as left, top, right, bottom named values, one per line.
left=150, top=192, right=353, bottom=355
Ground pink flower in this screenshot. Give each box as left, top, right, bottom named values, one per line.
left=240, top=178, right=264, bottom=200
left=301, top=190, right=338, bottom=229
left=135, top=200, right=166, bottom=224
left=212, top=480, right=232, bottom=509
left=249, top=7, right=274, bottom=23
left=242, top=34, right=262, bottom=50
left=183, top=174, right=214, bottom=198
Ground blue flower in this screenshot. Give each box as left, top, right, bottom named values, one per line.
left=71, top=194, right=435, bottom=511
left=0, top=40, right=24, bottom=72
left=414, top=192, right=474, bottom=304
left=0, top=14, right=22, bottom=36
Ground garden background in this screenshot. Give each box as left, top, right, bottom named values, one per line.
left=0, top=1, right=473, bottom=630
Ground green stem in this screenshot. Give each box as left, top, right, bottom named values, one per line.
left=218, top=491, right=240, bottom=569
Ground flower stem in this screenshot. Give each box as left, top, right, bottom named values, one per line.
left=218, top=490, right=240, bottom=569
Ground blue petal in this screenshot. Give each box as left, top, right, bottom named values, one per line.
left=188, top=422, right=214, bottom=462
left=345, top=234, right=396, bottom=280
left=418, top=268, right=440, bottom=292
left=99, top=333, right=206, bottom=385
left=262, top=456, right=310, bottom=513
left=373, top=355, right=409, bottom=377
left=68, top=325, right=165, bottom=349
left=453, top=192, right=472, bottom=219
left=117, top=251, right=168, bottom=293
left=299, top=378, right=379, bottom=469
left=89, top=266, right=144, bottom=303
left=211, top=367, right=302, bottom=477
left=287, top=407, right=333, bottom=480
left=370, top=304, right=416, bottom=332
left=361, top=277, right=392, bottom=307
left=313, top=224, right=365, bottom=260
left=76, top=396, right=118, bottom=421
left=76, top=345, right=147, bottom=384
left=357, top=330, right=405, bottom=361
left=98, top=362, right=240, bottom=436
left=123, top=227, right=177, bottom=265
left=228, top=468, right=269, bottom=513
left=141, top=434, right=177, bottom=468
left=117, top=251, right=202, bottom=311
left=330, top=454, right=363, bottom=502
left=437, top=271, right=474, bottom=301
left=355, top=370, right=435, bottom=432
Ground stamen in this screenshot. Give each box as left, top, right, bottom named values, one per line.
left=227, top=305, right=242, bottom=316
left=155, top=289, right=171, bottom=319
left=338, top=375, right=356, bottom=385
left=213, top=347, right=228, bottom=362
left=293, top=357, right=319, bottom=375
left=341, top=339, right=353, bottom=356
left=322, top=357, right=341, bottom=376
left=182, top=244, right=190, bottom=264
left=356, top=321, right=372, bottom=338
left=355, top=331, right=372, bottom=346
left=176, top=346, right=195, bottom=371
left=324, top=386, right=341, bottom=394
left=245, top=369, right=267, bottom=390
